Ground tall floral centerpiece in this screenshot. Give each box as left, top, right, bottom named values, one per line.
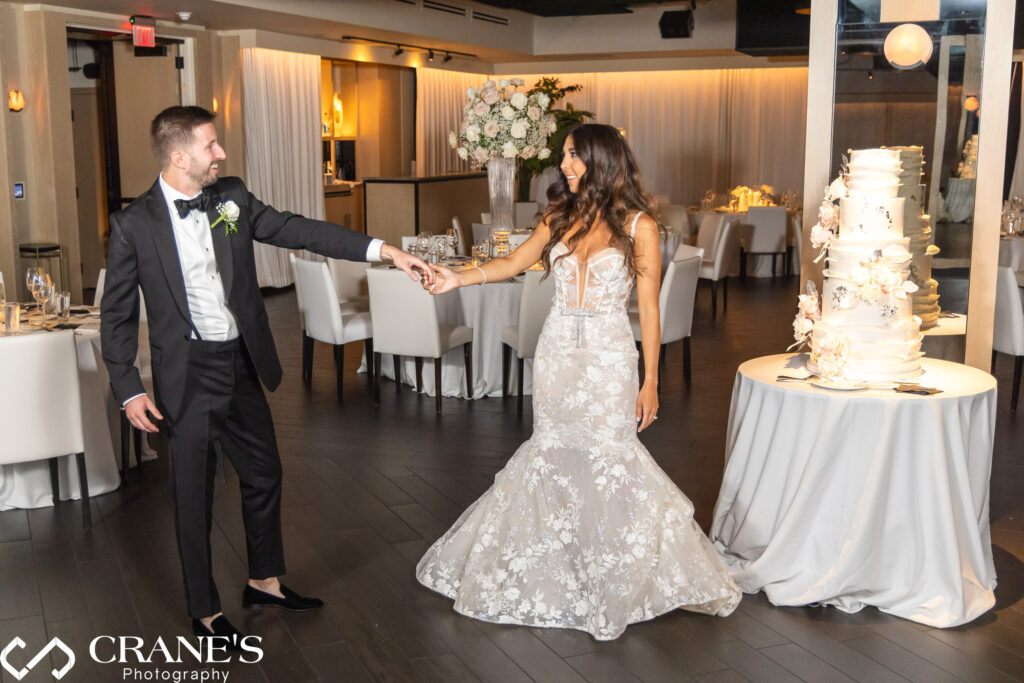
left=450, top=78, right=556, bottom=238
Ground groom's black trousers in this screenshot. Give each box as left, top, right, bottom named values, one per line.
left=164, top=337, right=286, bottom=618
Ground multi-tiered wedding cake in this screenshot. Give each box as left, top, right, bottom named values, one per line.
left=795, top=148, right=923, bottom=381
left=890, top=146, right=941, bottom=329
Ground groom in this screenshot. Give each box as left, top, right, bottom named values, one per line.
left=101, top=105, right=431, bottom=645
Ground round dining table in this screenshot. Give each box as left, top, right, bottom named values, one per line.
left=0, top=309, right=151, bottom=510
left=999, top=236, right=1024, bottom=272
left=711, top=353, right=997, bottom=627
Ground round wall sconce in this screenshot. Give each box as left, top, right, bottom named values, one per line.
left=883, top=23, right=933, bottom=70
left=964, top=96, right=980, bottom=112
left=8, top=90, right=25, bottom=112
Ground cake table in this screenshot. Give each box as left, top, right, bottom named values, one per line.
left=710, top=353, right=997, bottom=627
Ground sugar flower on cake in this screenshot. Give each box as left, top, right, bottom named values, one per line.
left=451, top=78, right=555, bottom=168
left=811, top=333, right=850, bottom=378
left=788, top=281, right=820, bottom=351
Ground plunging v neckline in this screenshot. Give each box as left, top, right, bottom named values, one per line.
left=554, top=243, right=624, bottom=307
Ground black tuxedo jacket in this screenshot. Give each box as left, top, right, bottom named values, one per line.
left=100, top=175, right=372, bottom=421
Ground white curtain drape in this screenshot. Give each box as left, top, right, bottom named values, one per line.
left=242, top=47, right=323, bottom=287
left=416, top=67, right=808, bottom=205
left=1010, top=73, right=1024, bottom=200
left=416, top=68, right=483, bottom=176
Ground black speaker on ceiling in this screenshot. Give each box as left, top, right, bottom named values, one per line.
left=659, top=10, right=694, bottom=39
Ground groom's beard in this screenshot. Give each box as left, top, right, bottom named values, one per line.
left=186, top=161, right=219, bottom=189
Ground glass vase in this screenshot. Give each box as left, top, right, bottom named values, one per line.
left=487, top=157, right=516, bottom=238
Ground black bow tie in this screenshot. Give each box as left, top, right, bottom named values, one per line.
left=174, top=192, right=212, bottom=219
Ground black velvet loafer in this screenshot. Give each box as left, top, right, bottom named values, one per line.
left=242, top=583, right=324, bottom=612
left=191, top=615, right=246, bottom=652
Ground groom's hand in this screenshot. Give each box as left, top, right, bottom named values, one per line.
left=381, top=244, right=434, bottom=285
left=125, top=394, right=163, bottom=433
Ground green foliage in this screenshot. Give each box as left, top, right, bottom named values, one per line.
left=517, top=78, right=593, bottom=200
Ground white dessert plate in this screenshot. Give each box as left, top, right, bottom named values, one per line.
left=809, top=377, right=868, bottom=391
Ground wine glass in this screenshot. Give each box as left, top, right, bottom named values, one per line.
left=446, top=226, right=460, bottom=256
left=26, top=267, right=43, bottom=300
left=32, top=276, right=53, bottom=325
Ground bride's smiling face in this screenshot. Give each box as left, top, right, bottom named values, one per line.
left=560, top=135, right=586, bottom=193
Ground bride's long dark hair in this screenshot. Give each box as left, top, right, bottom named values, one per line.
left=540, top=123, right=660, bottom=279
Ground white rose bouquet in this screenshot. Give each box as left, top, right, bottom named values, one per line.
left=451, top=78, right=556, bottom=168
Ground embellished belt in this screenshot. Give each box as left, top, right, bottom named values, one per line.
left=560, top=307, right=600, bottom=347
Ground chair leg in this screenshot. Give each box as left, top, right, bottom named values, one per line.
left=723, top=276, right=729, bottom=312
left=786, top=247, right=793, bottom=276
left=334, top=344, right=345, bottom=400
left=434, top=357, right=443, bottom=413
left=373, top=352, right=382, bottom=405
left=1013, top=356, right=1023, bottom=413
left=636, top=340, right=646, bottom=386
left=683, top=337, right=692, bottom=385
left=364, top=338, right=374, bottom=386
left=393, top=355, right=402, bottom=391
left=710, top=281, right=718, bottom=318
left=119, top=411, right=130, bottom=482
left=415, top=357, right=423, bottom=393
left=658, top=343, right=666, bottom=387
left=133, top=427, right=143, bottom=468
left=302, top=332, right=314, bottom=385
left=502, top=343, right=511, bottom=398
left=771, top=254, right=777, bottom=277
left=992, top=350, right=997, bottom=374
left=48, top=457, right=60, bottom=505
left=75, top=452, right=91, bottom=530
left=517, top=358, right=525, bottom=416
left=464, top=342, right=473, bottom=399
left=740, top=248, right=747, bottom=280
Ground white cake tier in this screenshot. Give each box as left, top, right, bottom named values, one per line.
left=820, top=277, right=913, bottom=327
left=839, top=196, right=905, bottom=238
left=904, top=214, right=930, bottom=239
left=847, top=149, right=902, bottom=198
left=899, top=183, right=926, bottom=213
left=826, top=237, right=910, bottom=275
left=913, top=280, right=940, bottom=330
left=889, top=146, right=924, bottom=186
left=809, top=320, right=924, bottom=381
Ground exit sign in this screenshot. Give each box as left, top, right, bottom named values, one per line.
left=130, top=15, right=156, bottom=48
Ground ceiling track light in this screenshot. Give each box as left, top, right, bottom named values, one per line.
left=340, top=35, right=476, bottom=62
left=443, top=52, right=452, bottom=63
left=394, top=45, right=404, bottom=56
left=427, top=49, right=434, bottom=62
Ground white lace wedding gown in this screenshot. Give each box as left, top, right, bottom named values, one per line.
left=416, top=212, right=741, bottom=640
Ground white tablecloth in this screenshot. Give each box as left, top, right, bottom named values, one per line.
left=373, top=279, right=534, bottom=399
left=0, top=324, right=121, bottom=510
left=711, top=353, right=997, bottom=627
left=999, top=237, right=1024, bottom=271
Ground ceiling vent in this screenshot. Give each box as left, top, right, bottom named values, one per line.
left=423, top=0, right=467, bottom=17
left=472, top=9, right=510, bottom=26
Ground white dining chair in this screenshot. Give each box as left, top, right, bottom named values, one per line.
left=699, top=219, right=741, bottom=318
left=673, top=244, right=705, bottom=262
left=514, top=201, right=539, bottom=228
left=471, top=223, right=491, bottom=246
left=327, top=258, right=371, bottom=314
left=631, top=255, right=701, bottom=387
left=993, top=266, right=1024, bottom=412
left=481, top=212, right=491, bottom=223
left=659, top=204, right=690, bottom=243
left=366, top=267, right=473, bottom=412
left=451, top=216, right=469, bottom=256
left=0, top=330, right=91, bottom=529
left=501, top=270, right=555, bottom=415
left=695, top=213, right=725, bottom=264
left=293, top=257, right=373, bottom=400
left=741, top=206, right=788, bottom=277
left=288, top=253, right=315, bottom=385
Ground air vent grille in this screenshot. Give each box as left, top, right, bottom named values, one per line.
left=393, top=0, right=416, bottom=6
left=423, top=0, right=467, bottom=17
left=472, top=9, right=510, bottom=26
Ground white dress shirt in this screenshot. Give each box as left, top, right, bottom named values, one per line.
left=123, top=175, right=385, bottom=407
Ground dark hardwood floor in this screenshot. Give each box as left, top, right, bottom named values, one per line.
left=2, top=275, right=1022, bottom=683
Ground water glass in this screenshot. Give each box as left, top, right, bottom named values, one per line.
left=2, top=303, right=19, bottom=335
left=54, top=290, right=71, bottom=322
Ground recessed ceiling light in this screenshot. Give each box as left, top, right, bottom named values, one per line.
left=176, top=11, right=192, bottom=21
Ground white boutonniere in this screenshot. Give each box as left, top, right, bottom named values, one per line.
left=211, top=200, right=240, bottom=236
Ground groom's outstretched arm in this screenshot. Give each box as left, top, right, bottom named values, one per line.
left=235, top=178, right=373, bottom=261
left=100, top=214, right=146, bottom=405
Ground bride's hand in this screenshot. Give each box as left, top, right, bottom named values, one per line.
left=636, top=382, right=659, bottom=432
left=425, top=265, right=462, bottom=295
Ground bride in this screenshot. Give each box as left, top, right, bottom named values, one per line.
left=417, top=124, right=740, bottom=640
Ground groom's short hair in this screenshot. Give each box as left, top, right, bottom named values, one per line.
left=151, top=106, right=216, bottom=166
